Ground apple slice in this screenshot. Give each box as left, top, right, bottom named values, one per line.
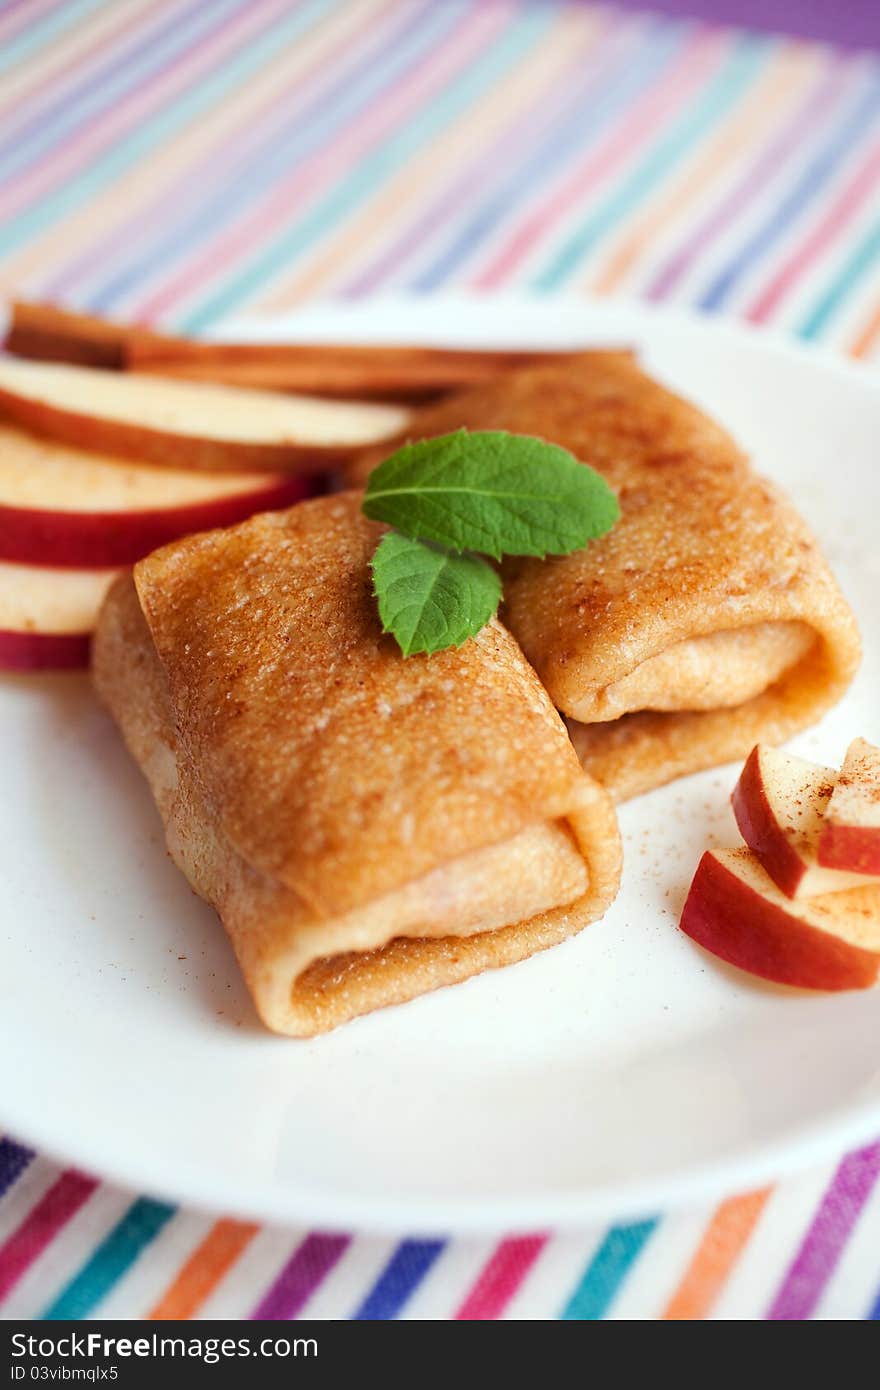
left=731, top=744, right=877, bottom=898
left=680, top=847, right=880, bottom=990
left=0, top=560, right=120, bottom=671
left=0, top=425, right=313, bottom=567
left=0, top=359, right=410, bottom=473
left=0, top=626, right=91, bottom=671
left=818, top=739, right=880, bottom=875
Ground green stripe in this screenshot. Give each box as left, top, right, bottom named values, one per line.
left=0, top=0, right=334, bottom=258
left=561, top=1220, right=658, bottom=1320
left=40, top=1198, right=175, bottom=1319
left=798, top=219, right=880, bottom=340
left=0, top=0, right=107, bottom=77
left=179, top=3, right=559, bottom=332
left=533, top=34, right=771, bottom=291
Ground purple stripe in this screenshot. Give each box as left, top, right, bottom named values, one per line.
left=0, top=0, right=222, bottom=175
left=0, top=1138, right=34, bottom=1198
left=0, top=0, right=279, bottom=224
left=0, top=0, right=77, bottom=50
left=341, top=11, right=632, bottom=295
left=0, top=0, right=193, bottom=136
left=647, top=56, right=849, bottom=299
left=0, top=0, right=60, bottom=44
left=600, top=2, right=880, bottom=51
left=250, top=1234, right=350, bottom=1320
left=41, top=0, right=425, bottom=301
left=767, top=1142, right=880, bottom=1319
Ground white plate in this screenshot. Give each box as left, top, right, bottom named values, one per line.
left=2, top=294, right=879, bottom=1234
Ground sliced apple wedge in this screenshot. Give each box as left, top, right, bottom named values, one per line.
left=731, top=744, right=877, bottom=898
left=0, top=359, right=409, bottom=473
left=0, top=425, right=312, bottom=567
left=680, top=847, right=880, bottom=990
left=818, top=738, right=880, bottom=875
left=0, top=560, right=119, bottom=670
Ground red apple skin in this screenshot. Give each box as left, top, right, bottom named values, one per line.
left=818, top=824, right=880, bottom=876
left=0, top=475, right=314, bottom=568
left=731, top=745, right=806, bottom=899
left=679, top=851, right=880, bottom=991
left=0, top=628, right=90, bottom=671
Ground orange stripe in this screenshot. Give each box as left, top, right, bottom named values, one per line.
left=849, top=298, right=880, bottom=358
left=591, top=44, right=819, bottom=295
left=0, top=0, right=385, bottom=296
left=0, top=0, right=163, bottom=115
left=662, top=1189, right=771, bottom=1320
left=265, top=6, right=609, bottom=307
left=149, top=1219, right=258, bottom=1320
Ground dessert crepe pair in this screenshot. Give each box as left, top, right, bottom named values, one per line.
left=95, top=354, right=860, bottom=1036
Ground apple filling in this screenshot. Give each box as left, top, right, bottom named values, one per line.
left=571, top=620, right=816, bottom=723
left=287, top=819, right=587, bottom=1009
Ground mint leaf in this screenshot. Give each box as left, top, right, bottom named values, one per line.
left=362, top=429, right=619, bottom=560
left=371, top=531, right=501, bottom=657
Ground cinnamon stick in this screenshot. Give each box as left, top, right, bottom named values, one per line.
left=5, top=300, right=170, bottom=369
left=125, top=339, right=584, bottom=401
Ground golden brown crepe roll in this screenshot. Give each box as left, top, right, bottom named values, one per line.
left=348, top=354, right=860, bottom=802
left=92, top=493, right=621, bottom=1037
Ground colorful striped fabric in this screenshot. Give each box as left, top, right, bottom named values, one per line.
left=1, top=0, right=879, bottom=1319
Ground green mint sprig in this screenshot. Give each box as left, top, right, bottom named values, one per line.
left=371, top=532, right=502, bottom=658
left=364, top=429, right=619, bottom=657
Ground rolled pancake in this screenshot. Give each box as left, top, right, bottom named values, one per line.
left=348, top=353, right=860, bottom=801
left=92, top=494, right=621, bottom=1036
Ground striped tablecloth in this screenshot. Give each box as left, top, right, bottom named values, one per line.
left=1, top=0, right=879, bottom=1321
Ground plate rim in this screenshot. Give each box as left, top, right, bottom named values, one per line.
left=4, top=1075, right=880, bottom=1234
left=218, top=289, right=879, bottom=384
